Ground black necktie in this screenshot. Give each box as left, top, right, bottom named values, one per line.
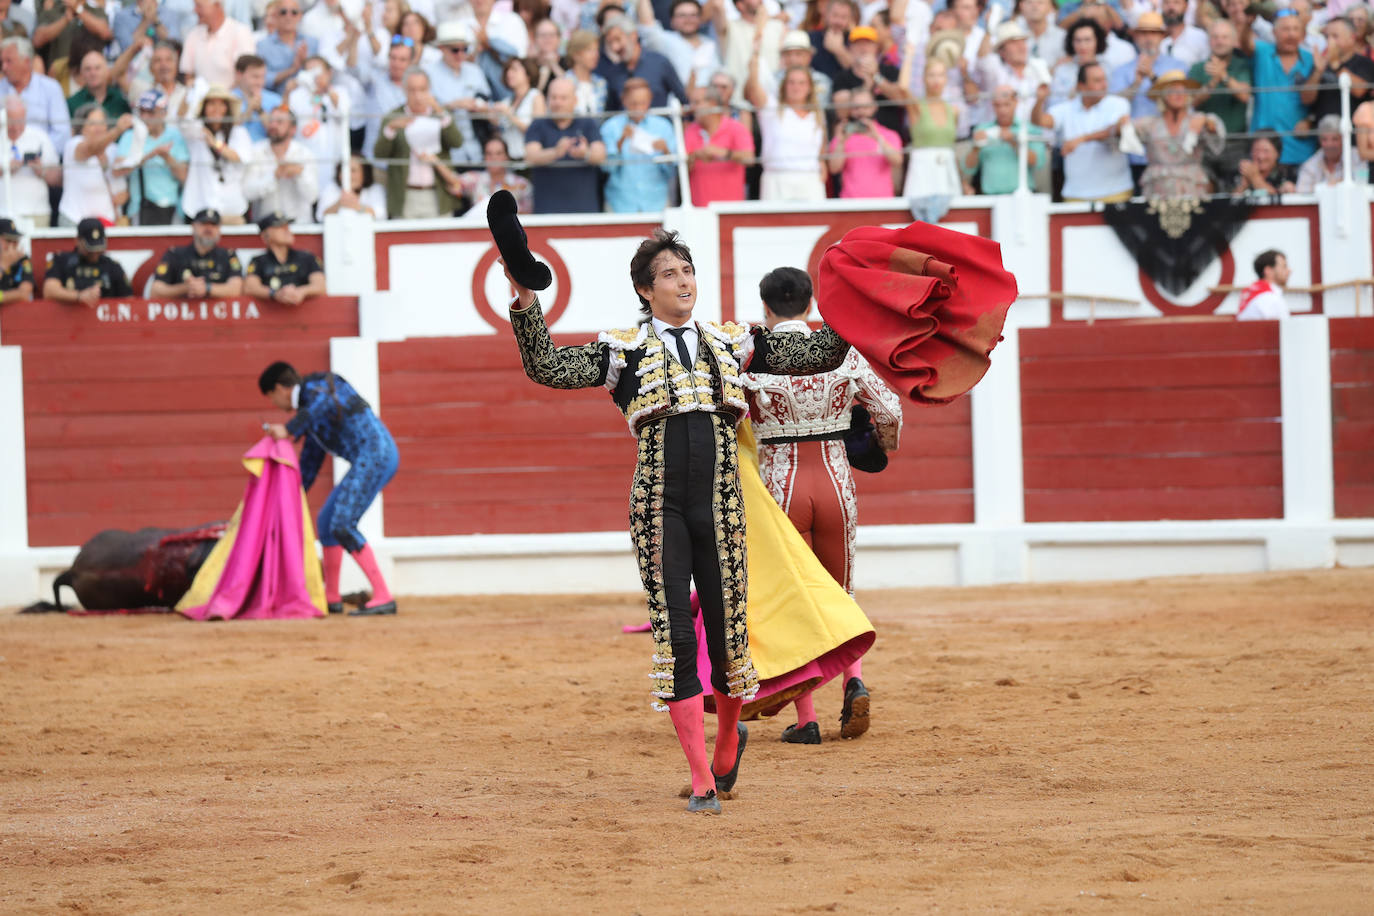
left=665, top=327, right=693, bottom=369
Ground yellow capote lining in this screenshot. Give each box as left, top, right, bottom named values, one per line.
left=735, top=421, right=874, bottom=678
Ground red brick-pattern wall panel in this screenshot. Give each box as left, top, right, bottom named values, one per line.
left=1020, top=321, right=1283, bottom=522
left=859, top=397, right=973, bottom=525
left=379, top=336, right=636, bottom=537
left=380, top=336, right=974, bottom=536
left=1331, top=318, right=1374, bottom=518
left=8, top=298, right=358, bottom=546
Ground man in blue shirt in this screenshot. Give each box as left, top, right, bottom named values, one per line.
left=596, top=14, right=688, bottom=110
left=1109, top=12, right=1184, bottom=172
left=1248, top=11, right=1319, bottom=165
left=112, top=91, right=189, bottom=224
left=0, top=36, right=70, bottom=152
left=356, top=40, right=410, bottom=163
left=256, top=0, right=318, bottom=94
left=601, top=77, right=676, bottom=212
left=525, top=77, right=607, bottom=213
left=231, top=54, right=282, bottom=143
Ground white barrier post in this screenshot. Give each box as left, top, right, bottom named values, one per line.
left=669, top=97, right=692, bottom=208
left=1270, top=315, right=1337, bottom=570
left=1340, top=71, right=1353, bottom=187
left=0, top=106, right=12, bottom=221
left=1015, top=104, right=1029, bottom=197
left=337, top=90, right=351, bottom=174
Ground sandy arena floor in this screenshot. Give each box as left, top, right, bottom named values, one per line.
left=2, top=569, right=1372, bottom=914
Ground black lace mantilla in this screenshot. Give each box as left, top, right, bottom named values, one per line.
left=509, top=298, right=610, bottom=390
left=1102, top=197, right=1254, bottom=297
left=751, top=323, right=851, bottom=375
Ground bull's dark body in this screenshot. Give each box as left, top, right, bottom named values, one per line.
left=27, top=524, right=223, bottom=612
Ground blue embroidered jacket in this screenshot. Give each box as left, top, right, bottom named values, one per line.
left=285, top=372, right=395, bottom=490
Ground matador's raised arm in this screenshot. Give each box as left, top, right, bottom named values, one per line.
left=509, top=297, right=612, bottom=390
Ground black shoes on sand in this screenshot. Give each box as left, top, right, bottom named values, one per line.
left=780, top=721, right=822, bottom=744
left=713, top=723, right=748, bottom=793
left=839, top=677, right=871, bottom=739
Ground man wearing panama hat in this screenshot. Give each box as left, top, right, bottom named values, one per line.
left=1110, top=13, right=1185, bottom=119
left=1110, top=11, right=1184, bottom=182
left=972, top=20, right=1051, bottom=122
left=429, top=21, right=491, bottom=164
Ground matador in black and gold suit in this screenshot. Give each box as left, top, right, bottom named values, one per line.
left=507, top=231, right=850, bottom=814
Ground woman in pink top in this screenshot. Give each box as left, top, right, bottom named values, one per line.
left=827, top=89, right=904, bottom=198
left=684, top=83, right=755, bottom=203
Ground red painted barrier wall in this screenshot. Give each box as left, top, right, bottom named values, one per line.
left=378, top=335, right=973, bottom=537
left=1331, top=317, right=1374, bottom=518
left=5, top=297, right=358, bottom=546
left=1020, top=320, right=1284, bottom=522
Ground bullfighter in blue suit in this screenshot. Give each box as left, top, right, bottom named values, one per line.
left=261, top=361, right=400, bottom=616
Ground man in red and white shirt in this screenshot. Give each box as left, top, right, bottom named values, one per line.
left=1236, top=249, right=1290, bottom=321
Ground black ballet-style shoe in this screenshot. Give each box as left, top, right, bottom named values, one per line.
left=712, top=723, right=748, bottom=794
left=839, top=677, right=871, bottom=740
left=327, top=602, right=345, bottom=615
left=686, top=789, right=722, bottom=814
left=348, top=601, right=397, bottom=616
left=780, top=721, right=822, bottom=745
left=486, top=189, right=552, bottom=291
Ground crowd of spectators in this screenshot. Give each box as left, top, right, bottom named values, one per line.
left=0, top=0, right=1372, bottom=225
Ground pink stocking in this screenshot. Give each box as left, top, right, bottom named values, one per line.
left=667, top=694, right=714, bottom=796
left=351, top=544, right=394, bottom=606
left=793, top=691, right=817, bottom=727
left=322, top=545, right=344, bottom=604
left=711, top=690, right=742, bottom=777
left=843, top=659, right=863, bottom=685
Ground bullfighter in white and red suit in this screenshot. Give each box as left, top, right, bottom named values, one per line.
left=743, top=266, right=903, bottom=745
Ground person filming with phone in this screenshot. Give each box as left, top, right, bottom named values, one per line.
left=2, top=95, right=61, bottom=228
left=826, top=88, right=903, bottom=198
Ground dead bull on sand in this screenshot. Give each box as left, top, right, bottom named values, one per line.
left=22, top=524, right=227, bottom=613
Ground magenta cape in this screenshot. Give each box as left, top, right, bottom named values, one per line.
left=817, top=221, right=1018, bottom=404
left=177, top=437, right=326, bottom=621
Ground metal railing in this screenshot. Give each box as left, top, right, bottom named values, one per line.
left=2, top=72, right=1369, bottom=225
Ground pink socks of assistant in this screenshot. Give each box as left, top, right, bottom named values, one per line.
left=323, top=545, right=344, bottom=603
left=351, top=543, right=393, bottom=606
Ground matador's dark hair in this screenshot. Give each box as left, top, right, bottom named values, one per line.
left=630, top=229, right=695, bottom=316
left=759, top=267, right=812, bottom=318
left=258, top=361, right=301, bottom=394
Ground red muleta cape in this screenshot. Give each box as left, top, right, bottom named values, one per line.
left=817, top=221, right=1018, bottom=404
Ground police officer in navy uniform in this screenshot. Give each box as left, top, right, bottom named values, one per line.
left=150, top=209, right=245, bottom=299
left=243, top=212, right=327, bottom=306
left=42, top=218, right=135, bottom=307
left=0, top=219, right=34, bottom=304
